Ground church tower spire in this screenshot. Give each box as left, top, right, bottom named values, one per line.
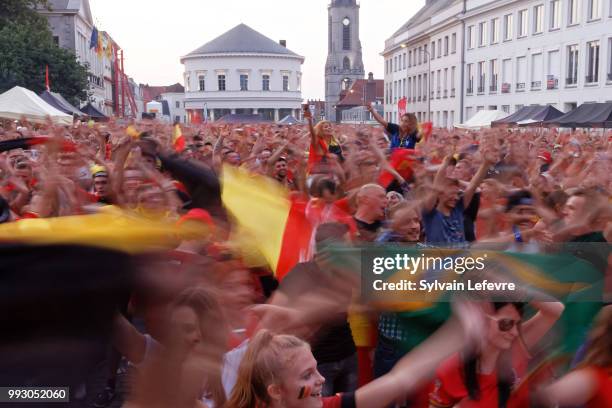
left=325, top=0, right=365, bottom=122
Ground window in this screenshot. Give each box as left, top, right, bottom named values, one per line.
left=217, top=74, right=225, bottom=91
left=550, top=0, right=561, bottom=29
left=343, top=56, right=351, bottom=70
left=490, top=59, right=498, bottom=91
left=424, top=44, right=428, bottom=62
left=431, top=41, right=436, bottom=59
left=479, top=21, right=487, bottom=46
left=175, top=101, right=180, bottom=108
left=437, top=70, right=441, bottom=96
left=443, top=68, right=448, bottom=94
left=417, top=76, right=421, bottom=99
left=262, top=74, right=270, bottom=91
left=534, top=5, right=544, bottom=33
left=343, top=18, right=351, bottom=50
left=407, top=78, right=411, bottom=99
left=467, top=26, right=475, bottom=48
left=567, top=44, right=579, bottom=84
left=444, top=36, right=449, bottom=55
left=586, top=41, right=600, bottom=82
left=504, top=14, right=513, bottom=40
left=408, top=51, right=412, bottom=67
left=531, top=53, right=543, bottom=88
left=437, top=39, right=442, bottom=57
left=185, top=73, right=191, bottom=92
left=297, top=73, right=301, bottom=92
left=518, top=9, right=528, bottom=37
left=240, top=74, right=248, bottom=91
left=502, top=105, right=510, bottom=113
left=418, top=47, right=422, bottom=64
left=569, top=0, right=580, bottom=24
left=491, top=18, right=500, bottom=43
left=517, top=56, right=527, bottom=89
left=547, top=50, right=561, bottom=87
left=403, top=53, right=407, bottom=69
left=283, top=75, right=290, bottom=91
left=53, top=36, right=59, bottom=45
left=451, top=33, right=457, bottom=53
left=608, top=38, right=612, bottom=81
left=467, top=64, right=474, bottom=93
left=175, top=116, right=180, bottom=123
left=198, top=75, right=205, bottom=91
left=589, top=0, right=601, bottom=20
left=451, top=66, right=456, bottom=95
left=478, top=61, right=486, bottom=92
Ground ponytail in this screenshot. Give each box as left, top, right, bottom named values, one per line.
left=227, top=330, right=308, bottom=408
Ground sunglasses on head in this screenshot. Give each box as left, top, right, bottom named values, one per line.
left=491, top=317, right=521, bottom=332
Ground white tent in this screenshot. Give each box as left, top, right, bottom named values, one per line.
left=455, top=110, right=508, bottom=129
left=0, top=86, right=72, bottom=125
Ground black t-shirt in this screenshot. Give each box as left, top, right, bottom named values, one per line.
left=279, top=261, right=356, bottom=364
left=463, top=192, right=481, bottom=242
left=354, top=217, right=383, bottom=242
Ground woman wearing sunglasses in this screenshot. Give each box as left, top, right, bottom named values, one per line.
left=429, top=301, right=564, bottom=408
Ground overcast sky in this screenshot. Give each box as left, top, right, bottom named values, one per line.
left=89, top=0, right=425, bottom=100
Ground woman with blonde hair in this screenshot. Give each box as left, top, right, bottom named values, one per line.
left=304, top=106, right=343, bottom=173
left=536, top=305, right=612, bottom=407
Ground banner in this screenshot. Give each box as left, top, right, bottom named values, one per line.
left=398, top=97, right=407, bottom=117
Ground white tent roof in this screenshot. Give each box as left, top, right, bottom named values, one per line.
left=0, top=86, right=72, bottom=125
left=455, top=110, right=508, bottom=129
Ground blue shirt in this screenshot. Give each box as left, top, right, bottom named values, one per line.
left=423, top=199, right=466, bottom=245
left=386, top=123, right=419, bottom=149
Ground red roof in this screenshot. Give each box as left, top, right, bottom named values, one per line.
left=140, top=83, right=185, bottom=102
left=337, top=79, right=384, bottom=106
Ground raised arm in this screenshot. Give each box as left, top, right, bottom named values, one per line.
left=463, top=155, right=493, bottom=208
left=367, top=104, right=388, bottom=128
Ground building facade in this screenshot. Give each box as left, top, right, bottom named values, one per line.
left=40, top=0, right=106, bottom=110
left=463, top=0, right=612, bottom=120
left=180, top=24, right=304, bottom=123
left=336, top=72, right=384, bottom=122
left=384, top=0, right=612, bottom=126
left=325, top=0, right=366, bottom=122
left=160, top=92, right=186, bottom=124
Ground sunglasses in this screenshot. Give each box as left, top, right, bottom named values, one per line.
left=491, top=317, right=521, bottom=332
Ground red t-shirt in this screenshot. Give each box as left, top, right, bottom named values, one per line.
left=587, top=366, right=612, bottom=408
left=429, top=347, right=529, bottom=408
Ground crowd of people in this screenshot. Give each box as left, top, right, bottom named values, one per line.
left=1, top=105, right=611, bottom=408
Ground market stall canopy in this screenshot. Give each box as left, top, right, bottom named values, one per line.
left=455, top=110, right=508, bottom=129
left=39, top=91, right=84, bottom=118
left=81, top=103, right=108, bottom=121
left=543, top=102, right=612, bottom=128
left=491, top=105, right=545, bottom=127
left=277, top=115, right=301, bottom=125
left=0, top=86, right=72, bottom=125
left=216, top=114, right=272, bottom=124
left=518, top=105, right=564, bottom=127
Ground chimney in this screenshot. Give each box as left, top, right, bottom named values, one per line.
left=368, top=72, right=374, bottom=81
left=280, top=40, right=287, bottom=47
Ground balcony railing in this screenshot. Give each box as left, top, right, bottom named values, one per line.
left=417, top=96, right=421, bottom=101
left=489, top=84, right=498, bottom=92
left=531, top=81, right=542, bottom=89
left=516, top=82, right=525, bottom=91
left=501, top=83, right=511, bottom=93
left=443, top=90, right=448, bottom=98
left=608, top=73, right=612, bottom=81
left=431, top=91, right=435, bottom=98
left=546, top=77, right=558, bottom=89
left=585, top=75, right=598, bottom=83
left=566, top=77, right=577, bottom=86
left=467, top=87, right=473, bottom=94
left=477, top=86, right=485, bottom=94
left=450, top=88, right=456, bottom=97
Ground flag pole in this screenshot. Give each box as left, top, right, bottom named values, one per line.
left=45, top=65, right=50, bottom=92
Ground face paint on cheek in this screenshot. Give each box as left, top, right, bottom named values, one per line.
left=298, top=385, right=312, bottom=399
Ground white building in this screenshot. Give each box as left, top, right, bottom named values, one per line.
left=383, top=0, right=612, bottom=126
left=463, top=0, right=612, bottom=120
left=180, top=24, right=305, bottom=122
left=40, top=0, right=106, bottom=110
left=383, top=0, right=463, bottom=127
left=160, top=92, right=186, bottom=124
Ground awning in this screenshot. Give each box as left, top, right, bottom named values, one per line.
left=39, top=91, right=84, bottom=118
left=544, top=102, right=612, bottom=128
left=455, top=110, right=508, bottom=129
left=81, top=103, right=108, bottom=121
left=491, top=105, right=545, bottom=127
left=0, top=86, right=72, bottom=125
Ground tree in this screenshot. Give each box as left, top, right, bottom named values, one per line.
left=0, top=0, right=89, bottom=105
